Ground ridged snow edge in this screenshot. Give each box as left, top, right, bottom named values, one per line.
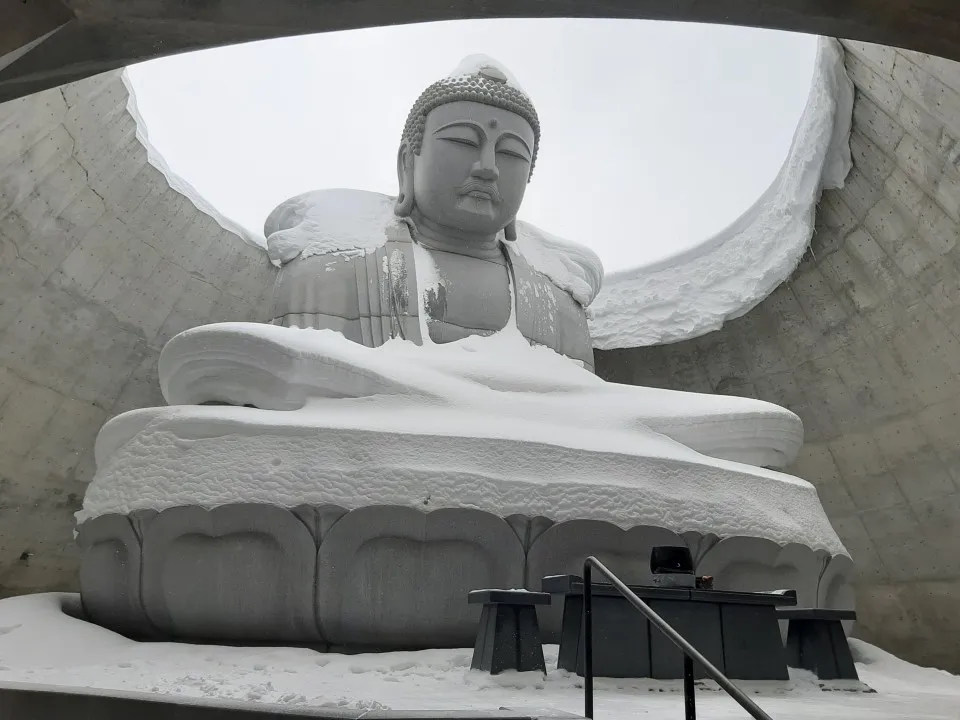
left=589, top=37, right=854, bottom=349
left=120, top=69, right=263, bottom=252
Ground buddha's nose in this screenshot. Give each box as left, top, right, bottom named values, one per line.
left=471, top=149, right=499, bottom=181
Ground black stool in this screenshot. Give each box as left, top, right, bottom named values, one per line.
left=777, top=608, right=858, bottom=680
left=469, top=590, right=551, bottom=674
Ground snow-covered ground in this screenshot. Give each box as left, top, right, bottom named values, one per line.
left=1, top=594, right=957, bottom=719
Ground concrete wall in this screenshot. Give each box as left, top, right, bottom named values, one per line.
left=0, top=70, right=276, bottom=597
left=7, top=1, right=960, bottom=104
left=597, top=40, right=960, bottom=673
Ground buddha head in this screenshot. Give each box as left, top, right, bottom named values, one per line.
left=394, top=56, right=540, bottom=241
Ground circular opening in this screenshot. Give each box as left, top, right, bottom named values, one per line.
left=127, top=19, right=817, bottom=272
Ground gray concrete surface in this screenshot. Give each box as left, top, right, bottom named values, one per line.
left=597, top=40, right=960, bottom=673
left=0, top=69, right=276, bottom=598
left=76, top=512, right=152, bottom=637
left=140, top=505, right=321, bottom=643
left=4, top=1, right=960, bottom=104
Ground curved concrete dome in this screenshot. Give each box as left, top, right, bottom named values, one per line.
left=0, top=69, right=275, bottom=595
left=4, top=1, right=960, bottom=103
left=2, top=26, right=960, bottom=677
left=598, top=41, right=960, bottom=672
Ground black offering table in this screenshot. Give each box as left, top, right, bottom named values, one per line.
left=542, top=575, right=796, bottom=680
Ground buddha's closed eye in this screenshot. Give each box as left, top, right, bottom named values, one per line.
left=440, top=136, right=480, bottom=148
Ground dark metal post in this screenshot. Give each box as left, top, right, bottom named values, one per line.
left=683, top=654, right=696, bottom=720
left=584, top=563, right=594, bottom=719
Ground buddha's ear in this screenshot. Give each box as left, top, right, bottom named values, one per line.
left=394, top=144, right=415, bottom=217
left=504, top=218, right=518, bottom=242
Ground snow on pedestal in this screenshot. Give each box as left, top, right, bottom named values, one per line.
left=88, top=323, right=817, bottom=544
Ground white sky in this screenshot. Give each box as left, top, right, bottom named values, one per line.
left=127, top=19, right=817, bottom=272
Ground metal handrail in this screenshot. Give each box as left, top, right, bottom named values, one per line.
left=583, top=556, right=773, bottom=720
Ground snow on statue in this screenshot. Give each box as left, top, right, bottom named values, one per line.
left=76, top=55, right=853, bottom=648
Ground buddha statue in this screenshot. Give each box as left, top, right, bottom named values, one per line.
left=264, top=56, right=601, bottom=370
left=73, top=55, right=852, bottom=651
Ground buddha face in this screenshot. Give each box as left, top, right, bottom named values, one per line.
left=408, top=100, right=535, bottom=236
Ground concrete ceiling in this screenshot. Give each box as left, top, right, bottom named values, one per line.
left=2, top=0, right=960, bottom=104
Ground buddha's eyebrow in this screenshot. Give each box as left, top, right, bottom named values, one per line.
left=434, top=120, right=486, bottom=140
left=497, top=131, right=532, bottom=155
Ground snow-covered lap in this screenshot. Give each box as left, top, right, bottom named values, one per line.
left=152, top=322, right=805, bottom=470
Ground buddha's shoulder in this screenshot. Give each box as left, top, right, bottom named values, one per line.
left=264, top=189, right=409, bottom=266
left=511, top=220, right=604, bottom=307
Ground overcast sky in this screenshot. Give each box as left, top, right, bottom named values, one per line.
left=127, top=19, right=817, bottom=271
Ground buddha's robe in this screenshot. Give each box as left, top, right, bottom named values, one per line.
left=266, top=190, right=599, bottom=371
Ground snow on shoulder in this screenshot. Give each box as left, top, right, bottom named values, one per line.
left=263, top=189, right=400, bottom=266
left=261, top=188, right=603, bottom=306
left=513, top=220, right=603, bottom=307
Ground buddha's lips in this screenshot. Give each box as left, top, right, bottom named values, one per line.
left=458, top=181, right=501, bottom=203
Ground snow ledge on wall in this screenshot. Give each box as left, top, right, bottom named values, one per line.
left=589, top=37, right=855, bottom=350
left=120, top=69, right=263, bottom=251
